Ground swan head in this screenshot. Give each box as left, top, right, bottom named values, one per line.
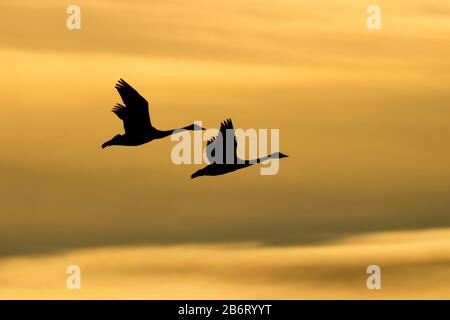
left=271, top=152, right=289, bottom=159
left=102, top=134, right=125, bottom=148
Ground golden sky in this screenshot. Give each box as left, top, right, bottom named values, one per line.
left=0, top=0, right=450, bottom=299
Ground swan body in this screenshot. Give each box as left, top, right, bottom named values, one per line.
left=191, top=119, right=288, bottom=178
left=102, top=79, right=204, bottom=148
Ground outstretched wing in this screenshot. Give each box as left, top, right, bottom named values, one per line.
left=112, top=79, right=152, bottom=136
left=206, top=118, right=237, bottom=164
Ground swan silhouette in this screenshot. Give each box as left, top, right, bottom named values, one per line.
left=102, top=79, right=204, bottom=148
left=191, top=119, right=288, bottom=178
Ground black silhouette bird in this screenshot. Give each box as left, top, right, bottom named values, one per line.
left=191, top=119, right=288, bottom=178
left=102, top=79, right=204, bottom=148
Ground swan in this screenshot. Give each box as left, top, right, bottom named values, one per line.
left=102, top=79, right=204, bottom=148
left=191, top=119, right=288, bottom=178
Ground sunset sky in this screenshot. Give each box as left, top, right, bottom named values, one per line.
left=1, top=0, right=450, bottom=299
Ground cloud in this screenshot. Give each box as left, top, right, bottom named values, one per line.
left=1, top=0, right=450, bottom=67
left=1, top=0, right=450, bottom=274
left=1, top=48, right=450, bottom=256
left=1, top=228, right=450, bottom=299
